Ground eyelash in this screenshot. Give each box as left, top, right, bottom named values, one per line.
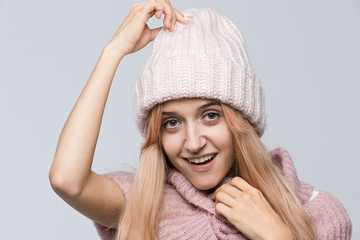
left=163, top=119, right=181, bottom=129
left=203, top=112, right=220, bottom=122
left=162, top=112, right=220, bottom=130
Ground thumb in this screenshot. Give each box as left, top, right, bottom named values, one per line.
left=209, top=190, right=218, bottom=201
left=150, top=27, right=164, bottom=41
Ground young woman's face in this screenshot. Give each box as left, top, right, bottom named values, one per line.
left=161, top=98, right=234, bottom=190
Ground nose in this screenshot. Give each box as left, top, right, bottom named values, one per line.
left=184, top=123, right=206, bottom=153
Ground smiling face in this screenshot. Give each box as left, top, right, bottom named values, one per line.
left=161, top=98, right=234, bottom=190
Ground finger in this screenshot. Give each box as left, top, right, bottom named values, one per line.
left=158, top=1, right=179, bottom=31
left=230, top=176, right=254, bottom=192
left=174, top=9, right=190, bottom=24
left=155, top=10, right=162, bottom=19
left=210, top=188, right=220, bottom=200
left=152, top=1, right=189, bottom=31
left=163, top=11, right=172, bottom=29
left=170, top=8, right=190, bottom=31
left=149, top=26, right=163, bottom=41
left=221, top=184, right=243, bottom=199
left=216, top=191, right=238, bottom=207
left=215, top=202, right=232, bottom=218
left=210, top=184, right=240, bottom=200
left=170, top=8, right=176, bottom=31
left=153, top=1, right=165, bottom=18
left=152, top=1, right=172, bottom=29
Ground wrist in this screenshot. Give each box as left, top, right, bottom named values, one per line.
left=266, top=226, right=293, bottom=240
left=102, top=42, right=126, bottom=63
left=257, top=219, right=292, bottom=240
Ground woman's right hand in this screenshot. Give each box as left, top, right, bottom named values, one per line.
left=107, top=0, right=189, bottom=57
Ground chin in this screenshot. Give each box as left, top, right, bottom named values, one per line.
left=191, top=178, right=220, bottom=191
left=194, top=184, right=212, bottom=191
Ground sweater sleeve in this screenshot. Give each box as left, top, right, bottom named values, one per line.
left=92, top=171, right=134, bottom=240
left=304, top=191, right=352, bottom=240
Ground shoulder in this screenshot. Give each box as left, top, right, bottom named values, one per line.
left=102, top=170, right=135, bottom=198
left=305, top=191, right=352, bottom=240
left=93, top=171, right=134, bottom=240
left=269, top=148, right=314, bottom=203
left=269, top=148, right=352, bottom=239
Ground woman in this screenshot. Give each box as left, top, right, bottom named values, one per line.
left=49, top=1, right=351, bottom=239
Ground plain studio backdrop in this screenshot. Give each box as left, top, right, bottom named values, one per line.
left=0, top=0, right=359, bottom=239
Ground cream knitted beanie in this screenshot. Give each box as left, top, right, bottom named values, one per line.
left=133, top=7, right=265, bottom=137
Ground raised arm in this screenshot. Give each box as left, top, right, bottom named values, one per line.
left=49, top=0, right=189, bottom=228
left=49, top=45, right=126, bottom=228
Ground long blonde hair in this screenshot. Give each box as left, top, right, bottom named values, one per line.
left=116, top=102, right=316, bottom=240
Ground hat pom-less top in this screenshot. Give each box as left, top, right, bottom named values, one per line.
left=133, top=7, right=265, bottom=137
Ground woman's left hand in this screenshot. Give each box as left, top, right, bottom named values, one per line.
left=210, top=177, right=292, bottom=240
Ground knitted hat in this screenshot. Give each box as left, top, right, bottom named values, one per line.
left=133, top=7, right=265, bottom=137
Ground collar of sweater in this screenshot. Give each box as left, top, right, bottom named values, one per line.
left=166, top=147, right=314, bottom=215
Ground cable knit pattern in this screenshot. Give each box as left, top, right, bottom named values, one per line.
left=133, top=8, right=265, bottom=137
left=93, top=148, right=352, bottom=239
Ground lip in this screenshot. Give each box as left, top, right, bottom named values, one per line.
left=185, top=153, right=217, bottom=172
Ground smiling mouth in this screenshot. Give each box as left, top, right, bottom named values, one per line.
left=185, top=154, right=217, bottom=165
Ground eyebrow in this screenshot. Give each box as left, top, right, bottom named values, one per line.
left=198, top=101, right=220, bottom=111
left=162, top=101, right=220, bottom=116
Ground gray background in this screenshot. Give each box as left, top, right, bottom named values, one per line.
left=0, top=0, right=359, bottom=239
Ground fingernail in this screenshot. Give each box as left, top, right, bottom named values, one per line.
left=184, top=16, right=189, bottom=21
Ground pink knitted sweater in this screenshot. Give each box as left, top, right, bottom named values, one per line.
left=93, top=148, right=352, bottom=239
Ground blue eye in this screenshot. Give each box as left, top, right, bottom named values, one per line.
left=164, top=119, right=180, bottom=128
left=203, top=112, right=219, bottom=121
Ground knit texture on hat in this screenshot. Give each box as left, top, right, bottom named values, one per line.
left=134, top=7, right=265, bottom=136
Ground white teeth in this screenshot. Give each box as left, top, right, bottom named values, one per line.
left=187, top=154, right=215, bottom=164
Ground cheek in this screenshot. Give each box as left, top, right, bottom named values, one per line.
left=210, top=125, right=234, bottom=168
left=207, top=124, right=233, bottom=150
left=161, top=133, right=181, bottom=160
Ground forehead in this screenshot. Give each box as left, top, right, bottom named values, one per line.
left=162, top=98, right=219, bottom=111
